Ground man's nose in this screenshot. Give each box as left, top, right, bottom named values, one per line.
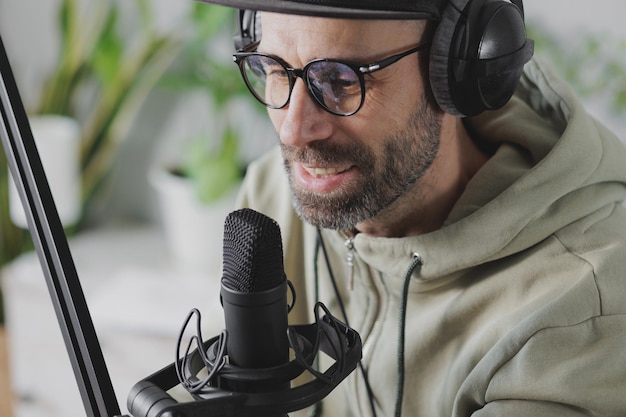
left=277, top=79, right=333, bottom=148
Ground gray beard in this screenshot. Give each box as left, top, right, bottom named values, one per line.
left=281, top=96, right=442, bottom=231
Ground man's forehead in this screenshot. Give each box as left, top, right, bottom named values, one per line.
left=258, top=14, right=423, bottom=58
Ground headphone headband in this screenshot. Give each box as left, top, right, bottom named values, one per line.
left=200, top=0, right=447, bottom=20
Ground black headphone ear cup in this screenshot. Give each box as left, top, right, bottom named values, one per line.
left=234, top=9, right=260, bottom=50
left=470, top=1, right=529, bottom=111
left=429, top=0, right=531, bottom=117
left=429, top=0, right=472, bottom=117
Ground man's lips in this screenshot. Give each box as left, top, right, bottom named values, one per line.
left=302, top=165, right=352, bottom=178
left=293, top=162, right=355, bottom=193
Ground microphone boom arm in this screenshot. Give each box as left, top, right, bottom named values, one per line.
left=0, top=35, right=125, bottom=417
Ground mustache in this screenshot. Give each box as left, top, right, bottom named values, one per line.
left=280, top=140, right=372, bottom=167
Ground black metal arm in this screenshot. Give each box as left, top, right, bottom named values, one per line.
left=0, top=34, right=125, bottom=417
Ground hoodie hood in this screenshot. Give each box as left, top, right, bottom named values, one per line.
left=235, top=54, right=626, bottom=417
left=355, top=58, right=626, bottom=283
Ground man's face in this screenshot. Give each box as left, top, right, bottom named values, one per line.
left=258, top=13, right=443, bottom=230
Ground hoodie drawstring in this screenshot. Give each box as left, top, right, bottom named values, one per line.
left=316, top=229, right=424, bottom=417
left=315, top=229, right=378, bottom=417
left=395, top=252, right=423, bottom=417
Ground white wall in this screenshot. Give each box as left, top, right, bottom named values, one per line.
left=524, top=1, right=626, bottom=137
left=525, top=0, right=626, bottom=34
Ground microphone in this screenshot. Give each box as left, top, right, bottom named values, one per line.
left=127, top=208, right=362, bottom=417
left=220, top=208, right=290, bottom=394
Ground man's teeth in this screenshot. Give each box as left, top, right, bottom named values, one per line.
left=304, top=166, right=349, bottom=178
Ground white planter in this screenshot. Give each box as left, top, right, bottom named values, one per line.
left=9, top=114, right=81, bottom=228
left=150, top=167, right=239, bottom=277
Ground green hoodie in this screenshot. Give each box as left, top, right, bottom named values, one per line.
left=236, top=57, right=626, bottom=417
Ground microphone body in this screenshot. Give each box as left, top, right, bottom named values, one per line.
left=221, top=279, right=289, bottom=382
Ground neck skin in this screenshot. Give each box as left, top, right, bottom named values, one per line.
left=355, top=116, right=488, bottom=238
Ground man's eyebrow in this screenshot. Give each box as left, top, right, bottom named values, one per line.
left=252, top=48, right=385, bottom=65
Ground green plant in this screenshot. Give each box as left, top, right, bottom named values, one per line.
left=181, top=127, right=243, bottom=204
left=0, top=1, right=255, bottom=263
left=0, top=0, right=208, bottom=270
left=38, top=0, right=182, bottom=205
left=0, top=1, right=261, bottom=278
left=0, top=0, right=191, bottom=323
left=158, top=3, right=263, bottom=204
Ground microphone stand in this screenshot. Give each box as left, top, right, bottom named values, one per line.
left=0, top=34, right=127, bottom=417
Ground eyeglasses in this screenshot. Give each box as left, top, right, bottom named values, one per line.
left=233, top=42, right=429, bottom=116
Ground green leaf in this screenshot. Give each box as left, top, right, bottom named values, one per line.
left=183, top=127, right=242, bottom=204
left=194, top=156, right=241, bottom=203
left=59, top=0, right=71, bottom=47
left=191, top=3, right=235, bottom=41
left=137, top=0, right=153, bottom=33
left=91, top=9, right=123, bottom=85
left=613, top=90, right=626, bottom=112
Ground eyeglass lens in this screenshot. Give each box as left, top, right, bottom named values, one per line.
left=240, top=54, right=363, bottom=115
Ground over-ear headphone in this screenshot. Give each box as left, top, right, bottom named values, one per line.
left=234, top=0, right=533, bottom=117
left=430, top=0, right=533, bottom=116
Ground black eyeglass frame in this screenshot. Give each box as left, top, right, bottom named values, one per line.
left=233, top=41, right=430, bottom=116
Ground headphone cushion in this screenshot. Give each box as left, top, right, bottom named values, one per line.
left=429, top=0, right=471, bottom=116
left=429, top=0, right=470, bottom=116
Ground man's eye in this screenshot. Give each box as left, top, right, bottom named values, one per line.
left=259, top=59, right=287, bottom=77
left=334, top=78, right=359, bottom=91
left=266, top=67, right=288, bottom=78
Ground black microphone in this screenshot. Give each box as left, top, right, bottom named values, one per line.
left=127, top=209, right=362, bottom=417
left=220, top=208, right=290, bottom=394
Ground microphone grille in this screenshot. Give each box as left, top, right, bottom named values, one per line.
left=222, top=208, right=285, bottom=293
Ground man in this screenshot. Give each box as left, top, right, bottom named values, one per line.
left=200, top=0, right=626, bottom=416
